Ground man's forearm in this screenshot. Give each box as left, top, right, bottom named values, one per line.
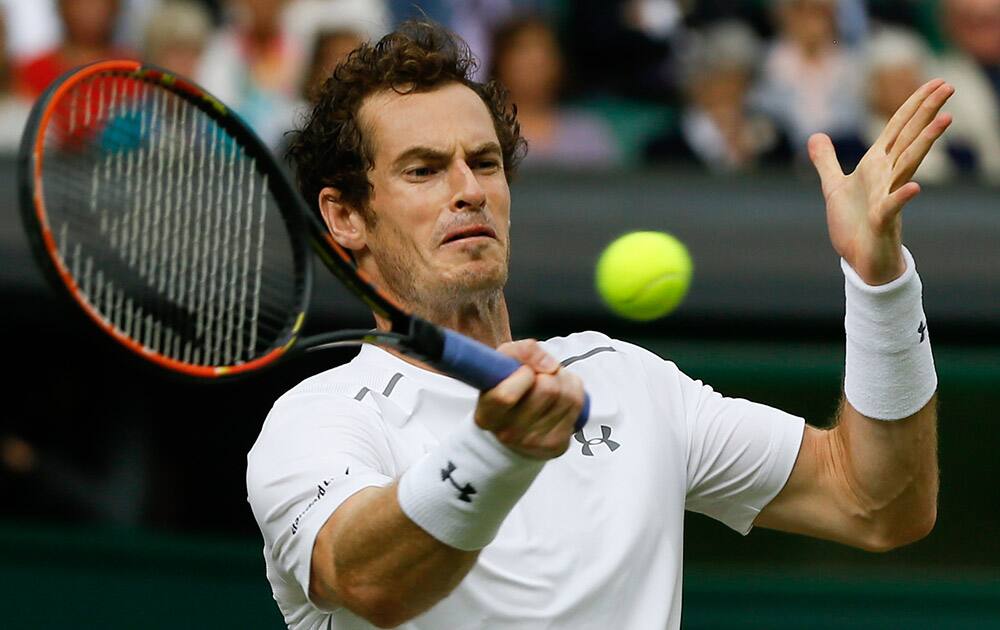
left=311, top=484, right=480, bottom=627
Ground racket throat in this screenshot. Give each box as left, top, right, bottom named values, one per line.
left=399, top=317, right=447, bottom=364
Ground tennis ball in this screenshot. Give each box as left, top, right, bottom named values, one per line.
left=596, top=231, right=693, bottom=321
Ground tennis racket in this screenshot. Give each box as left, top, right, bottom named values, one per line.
left=19, top=60, right=589, bottom=429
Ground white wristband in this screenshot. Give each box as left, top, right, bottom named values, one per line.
left=842, top=246, right=937, bottom=420
left=397, top=421, right=544, bottom=551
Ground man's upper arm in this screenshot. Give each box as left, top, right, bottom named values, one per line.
left=246, top=393, right=394, bottom=609
left=752, top=424, right=841, bottom=536
left=617, top=339, right=806, bottom=535
left=681, top=378, right=806, bottom=534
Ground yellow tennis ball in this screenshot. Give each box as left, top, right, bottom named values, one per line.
left=596, top=231, right=693, bottom=321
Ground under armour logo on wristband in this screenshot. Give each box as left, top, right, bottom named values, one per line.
left=918, top=320, right=927, bottom=342
left=574, top=425, right=621, bottom=456
left=441, top=461, right=477, bottom=502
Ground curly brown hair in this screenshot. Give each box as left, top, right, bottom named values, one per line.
left=285, top=20, right=527, bottom=226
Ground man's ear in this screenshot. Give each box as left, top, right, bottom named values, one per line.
left=318, top=187, right=368, bottom=251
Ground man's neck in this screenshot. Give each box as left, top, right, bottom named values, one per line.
left=434, top=292, right=512, bottom=348
left=372, top=291, right=513, bottom=372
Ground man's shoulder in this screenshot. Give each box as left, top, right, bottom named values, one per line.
left=541, top=331, right=676, bottom=371
left=277, top=348, right=406, bottom=402
left=248, top=359, right=393, bottom=464
left=541, top=330, right=617, bottom=360
left=279, top=361, right=370, bottom=401
left=541, top=330, right=637, bottom=355
left=258, top=358, right=394, bottom=435
left=542, top=331, right=691, bottom=389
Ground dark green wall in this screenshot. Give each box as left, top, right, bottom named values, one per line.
left=2, top=522, right=998, bottom=629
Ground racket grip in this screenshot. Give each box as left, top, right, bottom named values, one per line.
left=440, top=329, right=590, bottom=430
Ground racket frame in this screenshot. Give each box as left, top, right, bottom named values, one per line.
left=19, top=60, right=442, bottom=378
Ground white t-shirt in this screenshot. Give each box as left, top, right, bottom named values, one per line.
left=247, top=331, right=805, bottom=629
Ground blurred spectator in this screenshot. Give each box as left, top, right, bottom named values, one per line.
left=142, top=1, right=213, bottom=79
left=490, top=15, right=620, bottom=169
left=565, top=0, right=686, bottom=102
left=15, top=0, right=131, bottom=100
left=943, top=0, right=1000, bottom=98
left=934, top=0, right=1000, bottom=183
left=0, top=0, right=60, bottom=61
left=115, top=0, right=160, bottom=53
left=283, top=0, right=389, bottom=104
left=196, top=0, right=303, bottom=149
left=446, top=0, right=519, bottom=83
left=389, top=1, right=547, bottom=83
left=645, top=21, right=791, bottom=172
left=754, top=0, right=863, bottom=156
left=0, top=10, right=30, bottom=150
left=834, top=26, right=968, bottom=183
left=300, top=29, right=364, bottom=104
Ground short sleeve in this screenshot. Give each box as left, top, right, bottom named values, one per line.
left=605, top=337, right=805, bottom=535
left=246, top=392, right=395, bottom=607
left=681, top=378, right=805, bottom=534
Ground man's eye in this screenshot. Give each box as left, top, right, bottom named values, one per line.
left=476, top=160, right=500, bottom=170
left=408, top=167, right=436, bottom=177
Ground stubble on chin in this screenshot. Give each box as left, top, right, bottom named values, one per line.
left=372, top=238, right=509, bottom=322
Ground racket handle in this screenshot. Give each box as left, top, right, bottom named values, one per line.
left=439, top=329, right=590, bottom=431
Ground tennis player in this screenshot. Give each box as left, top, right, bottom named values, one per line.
left=248, top=21, right=946, bottom=629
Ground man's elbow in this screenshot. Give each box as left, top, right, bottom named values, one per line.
left=351, top=597, right=414, bottom=629
left=331, top=580, right=425, bottom=628
left=858, top=504, right=937, bottom=552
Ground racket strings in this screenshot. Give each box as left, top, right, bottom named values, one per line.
left=39, top=72, right=303, bottom=368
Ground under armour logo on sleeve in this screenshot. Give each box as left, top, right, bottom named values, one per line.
left=918, top=320, right=927, bottom=343
left=441, top=461, right=477, bottom=502
left=574, top=425, right=621, bottom=456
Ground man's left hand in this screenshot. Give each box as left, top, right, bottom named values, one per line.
left=809, top=79, right=954, bottom=285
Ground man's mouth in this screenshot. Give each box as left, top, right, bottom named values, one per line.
left=440, top=225, right=497, bottom=245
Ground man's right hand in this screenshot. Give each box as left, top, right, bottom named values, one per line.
left=474, top=339, right=585, bottom=460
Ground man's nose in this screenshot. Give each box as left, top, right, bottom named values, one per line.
left=450, top=160, right=486, bottom=211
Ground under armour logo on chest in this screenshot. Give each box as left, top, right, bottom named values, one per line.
left=918, top=320, right=927, bottom=343
left=574, top=425, right=620, bottom=456
left=441, top=461, right=477, bottom=502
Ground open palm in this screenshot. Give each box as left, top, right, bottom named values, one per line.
left=809, top=79, right=954, bottom=286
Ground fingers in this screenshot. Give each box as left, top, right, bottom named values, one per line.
left=892, top=112, right=953, bottom=190
left=807, top=133, right=844, bottom=194
left=876, top=78, right=945, bottom=152
left=883, top=181, right=922, bottom=219
left=494, top=373, right=565, bottom=442
left=495, top=339, right=560, bottom=374
left=475, top=340, right=585, bottom=460
left=888, top=82, right=954, bottom=162
left=476, top=364, right=536, bottom=430
left=494, top=370, right=584, bottom=458
left=476, top=339, right=561, bottom=432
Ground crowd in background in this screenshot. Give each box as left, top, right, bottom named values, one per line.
left=1, top=0, right=998, bottom=529
left=1, top=0, right=999, bottom=183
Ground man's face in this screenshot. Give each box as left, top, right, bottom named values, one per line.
left=351, top=82, right=511, bottom=313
